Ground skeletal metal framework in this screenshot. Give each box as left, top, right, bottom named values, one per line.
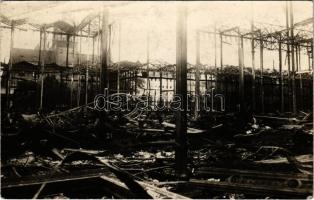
left=0, top=1, right=313, bottom=180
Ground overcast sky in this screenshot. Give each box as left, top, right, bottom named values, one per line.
left=0, top=1, right=313, bottom=70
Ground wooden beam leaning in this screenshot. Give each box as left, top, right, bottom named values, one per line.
left=175, top=5, right=188, bottom=177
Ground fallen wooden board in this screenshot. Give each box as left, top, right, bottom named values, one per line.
left=192, top=167, right=313, bottom=198
left=194, top=166, right=313, bottom=180
left=100, top=176, right=190, bottom=199
left=2, top=168, right=111, bottom=188
left=162, top=122, right=206, bottom=134
left=255, top=154, right=313, bottom=165
left=2, top=167, right=189, bottom=199
left=187, top=179, right=312, bottom=198
left=254, top=115, right=298, bottom=121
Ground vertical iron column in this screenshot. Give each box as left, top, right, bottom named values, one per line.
left=100, top=7, right=109, bottom=94
left=85, top=66, right=89, bottom=106
left=37, top=30, right=42, bottom=82
left=286, top=1, right=291, bottom=112
left=251, top=3, right=256, bottom=112
left=64, top=35, right=69, bottom=103
left=92, top=36, right=95, bottom=95
left=260, top=32, right=264, bottom=113
left=159, top=68, right=162, bottom=104
left=289, top=1, right=297, bottom=114
left=175, top=5, right=188, bottom=177
left=298, top=45, right=303, bottom=110
left=279, top=36, right=284, bottom=113
left=135, top=70, right=138, bottom=95
left=117, top=21, right=121, bottom=93
left=166, top=72, right=169, bottom=107
left=251, top=32, right=256, bottom=112
left=70, top=36, right=75, bottom=108
left=220, top=33, right=223, bottom=69
left=308, top=46, right=311, bottom=71
left=66, top=35, right=70, bottom=68
left=195, top=31, right=200, bottom=118
left=214, top=24, right=217, bottom=70
left=239, top=35, right=245, bottom=114
left=77, top=31, right=82, bottom=107
left=6, top=23, right=14, bottom=110
left=146, top=31, right=150, bottom=98
left=39, top=27, right=47, bottom=111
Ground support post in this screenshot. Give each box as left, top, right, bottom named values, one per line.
left=260, top=32, right=264, bottom=113
left=77, top=32, right=82, bottom=107
left=251, top=29, right=256, bottom=112
left=117, top=21, right=121, bottom=93
left=100, top=7, right=109, bottom=94
left=279, top=36, right=284, bottom=113
left=220, top=33, right=223, bottom=69
left=92, top=37, right=95, bottom=65
left=214, top=24, right=217, bottom=70
left=135, top=70, right=137, bottom=95
left=92, top=36, right=95, bottom=96
left=166, top=72, right=169, bottom=107
left=250, top=4, right=256, bottom=112
left=159, top=68, right=162, bottom=105
left=39, top=27, right=47, bottom=111
left=289, top=1, right=297, bottom=114
left=195, top=31, right=200, bottom=118
left=286, top=1, right=291, bottom=112
left=311, top=42, right=313, bottom=70
left=37, top=30, right=42, bottom=82
left=85, top=66, right=89, bottom=106
left=239, top=34, right=245, bottom=114
left=298, top=45, right=303, bottom=110
left=70, top=36, right=75, bottom=107
left=175, top=5, right=188, bottom=177
left=146, top=30, right=150, bottom=97
left=308, top=47, right=311, bottom=71
left=6, top=23, right=14, bottom=110
left=66, top=35, right=70, bottom=68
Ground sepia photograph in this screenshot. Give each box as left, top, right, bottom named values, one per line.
left=0, top=1, right=313, bottom=199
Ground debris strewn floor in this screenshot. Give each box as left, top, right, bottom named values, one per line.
left=2, top=106, right=313, bottom=199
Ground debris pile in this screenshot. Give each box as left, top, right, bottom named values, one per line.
left=1, top=106, right=313, bottom=199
